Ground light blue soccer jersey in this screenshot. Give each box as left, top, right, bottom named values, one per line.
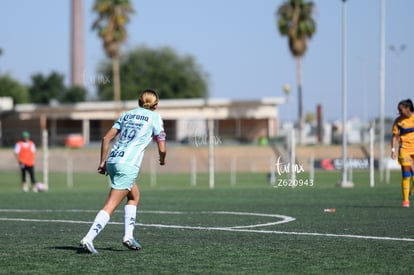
left=106, top=107, right=165, bottom=168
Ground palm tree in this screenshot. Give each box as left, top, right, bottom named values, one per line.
left=276, top=0, right=316, bottom=144
left=92, top=0, right=134, bottom=102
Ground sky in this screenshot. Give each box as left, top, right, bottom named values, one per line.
left=0, top=0, right=412, bottom=122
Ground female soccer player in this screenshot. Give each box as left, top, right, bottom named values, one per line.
left=391, top=99, right=414, bottom=208
left=80, top=89, right=167, bottom=253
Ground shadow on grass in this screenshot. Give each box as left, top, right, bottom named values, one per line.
left=53, top=245, right=126, bottom=254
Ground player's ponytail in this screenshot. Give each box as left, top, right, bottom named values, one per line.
left=138, top=89, right=159, bottom=110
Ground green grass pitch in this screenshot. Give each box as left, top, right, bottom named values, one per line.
left=1, top=170, right=414, bottom=274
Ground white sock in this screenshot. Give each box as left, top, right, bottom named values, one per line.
left=84, top=210, right=110, bottom=241
left=124, top=205, right=137, bottom=240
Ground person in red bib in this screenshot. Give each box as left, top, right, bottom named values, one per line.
left=14, top=131, right=37, bottom=192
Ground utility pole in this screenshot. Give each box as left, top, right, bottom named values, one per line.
left=339, top=0, right=353, bottom=187
left=71, top=0, right=85, bottom=87
left=379, top=0, right=386, bottom=182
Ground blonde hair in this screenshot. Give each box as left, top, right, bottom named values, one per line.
left=138, top=89, right=159, bottom=110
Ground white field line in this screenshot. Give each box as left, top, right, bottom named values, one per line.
left=0, top=209, right=295, bottom=228
left=1, top=209, right=414, bottom=242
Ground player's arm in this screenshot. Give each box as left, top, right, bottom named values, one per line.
left=155, top=131, right=167, bottom=165
left=390, top=119, right=400, bottom=159
left=14, top=143, right=22, bottom=166
left=391, top=132, right=399, bottom=160
left=157, top=140, right=166, bottom=166
left=98, top=127, right=119, bottom=174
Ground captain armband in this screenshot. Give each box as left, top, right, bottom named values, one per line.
left=154, top=131, right=166, bottom=142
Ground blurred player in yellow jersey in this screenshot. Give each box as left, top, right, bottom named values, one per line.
left=391, top=99, right=414, bottom=208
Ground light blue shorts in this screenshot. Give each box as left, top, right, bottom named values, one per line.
left=106, top=163, right=139, bottom=191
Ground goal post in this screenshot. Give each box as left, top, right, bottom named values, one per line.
left=41, top=114, right=49, bottom=190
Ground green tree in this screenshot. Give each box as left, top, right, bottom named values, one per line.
left=29, top=72, right=66, bottom=104
left=96, top=46, right=209, bottom=100
left=276, top=0, right=316, bottom=143
left=0, top=75, right=30, bottom=104
left=92, top=0, right=134, bottom=103
left=61, top=86, right=88, bottom=103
